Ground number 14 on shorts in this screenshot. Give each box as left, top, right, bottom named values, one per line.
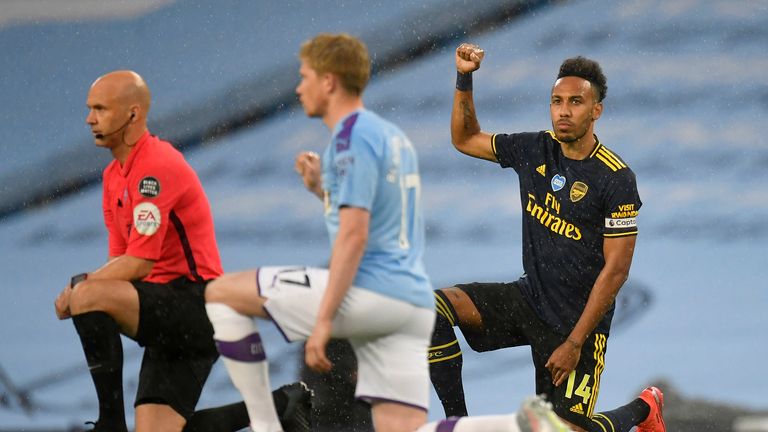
left=565, top=372, right=592, bottom=404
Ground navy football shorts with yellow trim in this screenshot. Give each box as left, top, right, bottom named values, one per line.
left=455, top=281, right=608, bottom=428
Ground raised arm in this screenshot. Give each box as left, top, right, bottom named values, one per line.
left=451, top=43, right=496, bottom=162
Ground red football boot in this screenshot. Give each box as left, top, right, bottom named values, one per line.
left=637, top=386, right=666, bottom=432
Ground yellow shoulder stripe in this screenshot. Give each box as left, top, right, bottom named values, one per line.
left=598, top=147, right=627, bottom=169
left=589, top=143, right=602, bottom=158
left=592, top=143, right=627, bottom=172
left=595, top=153, right=620, bottom=171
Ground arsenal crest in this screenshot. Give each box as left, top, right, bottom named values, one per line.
left=570, top=181, right=588, bottom=202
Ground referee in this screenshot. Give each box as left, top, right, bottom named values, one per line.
left=54, top=71, right=309, bottom=432
left=427, top=44, right=665, bottom=432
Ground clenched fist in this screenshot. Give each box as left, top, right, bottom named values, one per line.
left=456, top=43, right=485, bottom=74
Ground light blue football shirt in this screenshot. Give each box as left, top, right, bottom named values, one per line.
left=321, top=109, right=433, bottom=310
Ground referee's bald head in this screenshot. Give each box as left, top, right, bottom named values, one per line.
left=91, top=70, right=151, bottom=114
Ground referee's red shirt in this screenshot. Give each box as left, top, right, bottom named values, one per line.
left=102, top=131, right=223, bottom=283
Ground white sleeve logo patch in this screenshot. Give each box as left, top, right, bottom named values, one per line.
left=133, top=202, right=162, bottom=235
left=605, top=217, right=637, bottom=228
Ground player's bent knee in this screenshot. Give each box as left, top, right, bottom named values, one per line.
left=205, top=270, right=266, bottom=317
left=204, top=278, right=226, bottom=303
left=70, top=279, right=139, bottom=320
left=204, top=273, right=245, bottom=303
left=438, top=287, right=469, bottom=310
left=439, top=287, right=482, bottom=329
left=69, top=280, right=110, bottom=314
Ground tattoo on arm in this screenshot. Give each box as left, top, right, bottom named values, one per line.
left=460, top=100, right=477, bottom=132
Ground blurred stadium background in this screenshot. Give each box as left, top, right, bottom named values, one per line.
left=1, top=0, right=767, bottom=430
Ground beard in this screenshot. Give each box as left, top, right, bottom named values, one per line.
left=552, top=118, right=591, bottom=143
left=555, top=129, right=587, bottom=143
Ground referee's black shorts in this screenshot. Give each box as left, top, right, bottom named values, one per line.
left=131, top=278, right=219, bottom=419
left=455, top=281, right=609, bottom=428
